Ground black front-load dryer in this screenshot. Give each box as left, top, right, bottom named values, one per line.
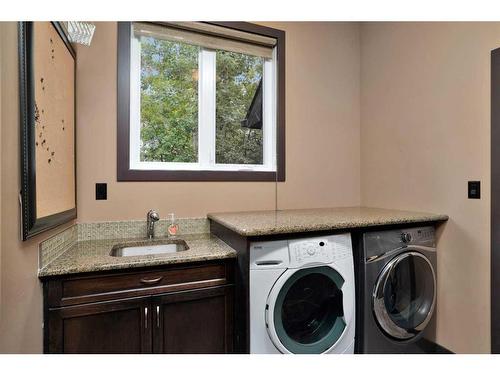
left=359, top=226, right=437, bottom=353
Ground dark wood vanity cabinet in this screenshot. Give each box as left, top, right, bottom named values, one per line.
left=152, top=286, right=233, bottom=353
left=47, top=296, right=152, bottom=353
left=42, top=260, right=234, bottom=354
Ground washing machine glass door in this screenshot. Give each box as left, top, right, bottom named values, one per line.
left=373, top=251, right=436, bottom=340
left=266, top=266, right=346, bottom=354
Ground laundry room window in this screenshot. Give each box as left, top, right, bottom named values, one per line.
left=117, top=22, right=286, bottom=181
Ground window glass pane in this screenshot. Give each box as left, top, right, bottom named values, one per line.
left=215, top=50, right=264, bottom=165
left=139, top=34, right=199, bottom=163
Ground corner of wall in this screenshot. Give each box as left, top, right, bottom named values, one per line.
left=0, top=22, right=5, bottom=325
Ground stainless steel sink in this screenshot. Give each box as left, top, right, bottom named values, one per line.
left=110, top=239, right=189, bottom=257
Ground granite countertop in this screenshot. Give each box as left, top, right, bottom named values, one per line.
left=207, top=206, right=449, bottom=236
left=38, top=233, right=237, bottom=278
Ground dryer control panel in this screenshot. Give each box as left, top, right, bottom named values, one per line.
left=288, top=234, right=352, bottom=268
left=363, top=226, right=436, bottom=261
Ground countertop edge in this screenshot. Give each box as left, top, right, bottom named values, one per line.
left=38, top=251, right=237, bottom=279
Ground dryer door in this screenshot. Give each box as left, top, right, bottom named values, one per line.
left=373, top=251, right=436, bottom=340
left=266, top=266, right=347, bottom=354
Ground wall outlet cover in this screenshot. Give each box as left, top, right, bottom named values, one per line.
left=96, top=183, right=107, bottom=200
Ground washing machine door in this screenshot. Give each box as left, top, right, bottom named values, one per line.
left=266, top=266, right=347, bottom=353
left=373, top=251, right=436, bottom=340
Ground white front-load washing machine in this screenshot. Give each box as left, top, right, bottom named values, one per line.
left=249, top=233, right=355, bottom=354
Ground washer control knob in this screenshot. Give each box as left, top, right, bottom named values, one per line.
left=401, top=232, right=412, bottom=243
left=307, top=247, right=316, bottom=256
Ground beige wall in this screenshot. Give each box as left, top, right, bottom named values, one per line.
left=360, top=22, right=499, bottom=353
left=76, top=22, right=361, bottom=221
left=0, top=22, right=3, bottom=320
left=2, top=20, right=496, bottom=354
left=0, top=21, right=361, bottom=353
left=0, top=22, right=74, bottom=353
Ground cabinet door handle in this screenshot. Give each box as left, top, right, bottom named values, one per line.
left=145, top=307, right=148, bottom=329
left=156, top=305, right=160, bottom=328
left=140, top=276, right=163, bottom=285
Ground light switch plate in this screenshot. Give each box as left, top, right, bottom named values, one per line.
left=468, top=181, right=480, bottom=199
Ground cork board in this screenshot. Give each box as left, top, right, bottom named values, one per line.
left=33, top=22, right=75, bottom=219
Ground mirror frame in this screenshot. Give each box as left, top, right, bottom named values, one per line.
left=18, top=21, right=77, bottom=241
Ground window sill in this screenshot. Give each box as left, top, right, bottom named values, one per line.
left=117, top=168, right=285, bottom=182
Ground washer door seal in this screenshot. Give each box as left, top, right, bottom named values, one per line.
left=266, top=266, right=347, bottom=354
left=373, top=251, right=436, bottom=340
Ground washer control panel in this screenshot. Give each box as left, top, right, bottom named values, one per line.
left=289, top=239, right=332, bottom=264
left=288, top=234, right=352, bottom=268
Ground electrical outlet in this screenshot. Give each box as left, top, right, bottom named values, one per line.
left=96, top=183, right=107, bottom=200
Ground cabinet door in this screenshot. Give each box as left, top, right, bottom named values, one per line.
left=47, top=297, right=151, bottom=353
left=152, top=285, right=234, bottom=354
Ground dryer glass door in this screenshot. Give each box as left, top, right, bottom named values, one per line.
left=268, top=266, right=346, bottom=353
left=373, top=251, right=436, bottom=340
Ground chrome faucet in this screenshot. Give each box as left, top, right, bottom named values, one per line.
left=146, top=209, right=160, bottom=239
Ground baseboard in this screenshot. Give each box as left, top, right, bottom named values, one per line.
left=417, top=338, right=454, bottom=354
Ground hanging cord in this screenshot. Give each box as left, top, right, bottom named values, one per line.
left=275, top=173, right=278, bottom=211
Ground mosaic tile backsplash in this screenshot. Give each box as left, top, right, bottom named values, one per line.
left=39, top=217, right=210, bottom=270
left=39, top=224, right=78, bottom=270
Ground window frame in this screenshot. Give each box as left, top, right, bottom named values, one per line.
left=117, top=21, right=285, bottom=182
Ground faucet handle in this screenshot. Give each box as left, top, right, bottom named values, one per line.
left=147, top=209, right=160, bottom=221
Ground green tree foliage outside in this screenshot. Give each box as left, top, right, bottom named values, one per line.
left=139, top=36, right=263, bottom=165
left=140, top=37, right=199, bottom=162
left=215, top=50, right=263, bottom=165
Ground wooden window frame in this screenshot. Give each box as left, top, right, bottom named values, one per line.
left=117, top=21, right=285, bottom=182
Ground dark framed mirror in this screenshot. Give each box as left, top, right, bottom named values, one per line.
left=19, top=21, right=77, bottom=241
